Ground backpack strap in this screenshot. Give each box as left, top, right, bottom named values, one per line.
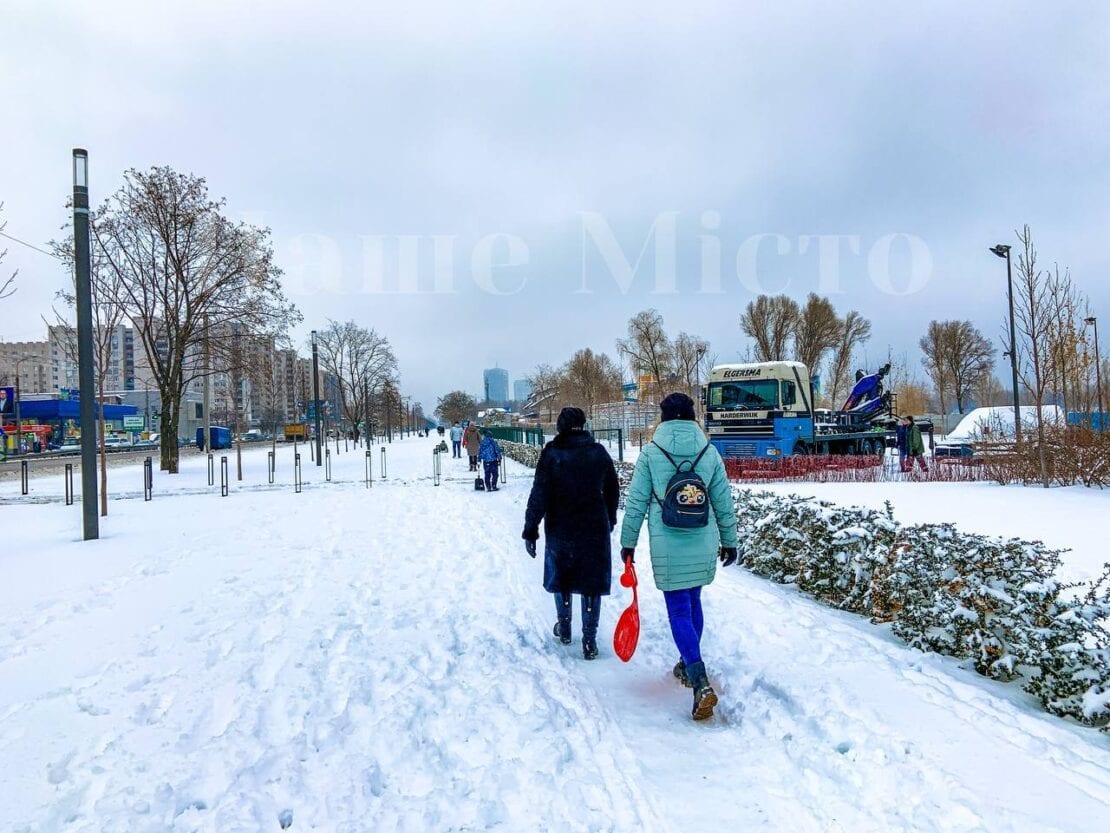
left=652, top=441, right=711, bottom=472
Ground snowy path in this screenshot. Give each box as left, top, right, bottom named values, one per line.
left=1, top=439, right=1108, bottom=832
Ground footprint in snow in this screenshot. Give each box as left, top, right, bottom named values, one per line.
left=278, top=809, right=294, bottom=829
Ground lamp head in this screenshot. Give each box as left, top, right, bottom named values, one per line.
left=72, top=149, right=88, bottom=189
left=989, top=244, right=1011, bottom=259
left=1085, top=316, right=1097, bottom=326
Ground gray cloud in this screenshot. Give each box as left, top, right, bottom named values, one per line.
left=2, top=0, right=1108, bottom=407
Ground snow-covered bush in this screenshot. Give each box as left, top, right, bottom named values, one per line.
left=731, top=487, right=1110, bottom=727
left=733, top=488, right=897, bottom=613
left=887, top=525, right=1065, bottom=680
left=500, top=440, right=541, bottom=468
left=1026, top=565, right=1110, bottom=727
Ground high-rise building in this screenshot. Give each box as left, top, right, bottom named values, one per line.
left=0, top=339, right=50, bottom=394
left=513, top=379, right=532, bottom=405
left=483, top=367, right=509, bottom=406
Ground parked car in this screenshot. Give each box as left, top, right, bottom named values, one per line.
left=98, top=436, right=132, bottom=451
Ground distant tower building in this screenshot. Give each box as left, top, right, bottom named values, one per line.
left=513, top=379, right=532, bottom=405
left=483, top=367, right=509, bottom=406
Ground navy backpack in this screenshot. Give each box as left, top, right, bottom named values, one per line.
left=652, top=442, right=711, bottom=529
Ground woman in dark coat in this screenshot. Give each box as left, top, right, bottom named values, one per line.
left=522, top=407, right=620, bottom=659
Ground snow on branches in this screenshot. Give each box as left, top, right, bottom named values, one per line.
left=733, top=487, right=1110, bottom=729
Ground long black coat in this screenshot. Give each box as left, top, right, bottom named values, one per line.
left=522, top=431, right=620, bottom=596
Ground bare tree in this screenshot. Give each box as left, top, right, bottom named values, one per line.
left=1012, top=225, right=1051, bottom=486
left=919, top=320, right=995, bottom=414
left=673, top=332, right=710, bottom=397
left=435, top=390, right=475, bottom=424
left=826, top=310, right=872, bottom=407
left=314, top=319, right=397, bottom=440
left=0, top=202, right=16, bottom=301
left=525, top=363, right=564, bottom=424
left=617, top=309, right=673, bottom=403
left=92, top=167, right=300, bottom=472
left=740, top=295, right=799, bottom=361
left=561, top=348, right=621, bottom=420
left=793, top=293, right=841, bottom=372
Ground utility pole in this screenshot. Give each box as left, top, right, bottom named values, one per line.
left=202, top=314, right=211, bottom=453
left=991, top=244, right=1022, bottom=444
left=311, top=330, right=322, bottom=466
left=1087, top=316, right=1104, bottom=429
left=72, top=149, right=99, bottom=540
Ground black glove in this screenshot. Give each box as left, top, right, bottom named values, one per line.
left=719, top=547, right=738, bottom=567
left=620, top=547, right=635, bottom=564
left=525, top=539, right=537, bottom=558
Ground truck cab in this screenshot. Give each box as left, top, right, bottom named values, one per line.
left=705, top=361, right=814, bottom=458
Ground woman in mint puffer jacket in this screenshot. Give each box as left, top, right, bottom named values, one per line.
left=619, top=392, right=738, bottom=721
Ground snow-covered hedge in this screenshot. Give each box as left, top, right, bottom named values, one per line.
left=502, top=440, right=635, bottom=506
left=734, top=487, right=1110, bottom=728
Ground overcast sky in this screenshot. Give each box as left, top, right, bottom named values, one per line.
left=2, top=0, right=1108, bottom=410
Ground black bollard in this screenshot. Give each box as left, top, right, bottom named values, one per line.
left=220, top=456, right=229, bottom=497
left=365, top=447, right=373, bottom=489
left=143, top=456, right=153, bottom=501
left=65, top=463, right=74, bottom=505
left=294, top=453, right=302, bottom=494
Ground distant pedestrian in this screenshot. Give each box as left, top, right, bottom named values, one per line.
left=620, top=392, right=739, bottom=721
left=477, top=429, right=503, bottom=491
left=523, top=407, right=620, bottom=660
left=449, top=421, right=464, bottom=458
left=464, top=422, right=481, bottom=471
left=898, top=415, right=929, bottom=473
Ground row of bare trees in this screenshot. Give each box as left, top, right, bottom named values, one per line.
left=739, top=293, right=873, bottom=407
left=614, top=310, right=713, bottom=403
left=314, top=319, right=399, bottom=437
left=526, top=349, right=623, bottom=423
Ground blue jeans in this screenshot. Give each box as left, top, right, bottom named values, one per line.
left=663, top=587, right=705, bottom=666
left=483, top=460, right=500, bottom=490
left=554, top=593, right=601, bottom=638
left=452, top=440, right=462, bottom=457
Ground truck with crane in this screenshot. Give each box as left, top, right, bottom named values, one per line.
left=703, top=360, right=932, bottom=460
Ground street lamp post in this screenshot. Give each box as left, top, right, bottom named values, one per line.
left=1087, top=316, right=1104, bottom=430
left=990, top=244, right=1022, bottom=445
left=72, top=148, right=99, bottom=540
left=311, top=330, right=323, bottom=467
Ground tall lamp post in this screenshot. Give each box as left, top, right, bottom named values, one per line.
left=72, top=148, right=98, bottom=540
left=1087, top=316, right=1104, bottom=430
left=311, top=330, right=323, bottom=466
left=990, top=244, right=1023, bottom=445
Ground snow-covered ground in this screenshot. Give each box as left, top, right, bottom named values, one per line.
left=2, top=439, right=1109, bottom=832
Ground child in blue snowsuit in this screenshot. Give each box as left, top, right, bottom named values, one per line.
left=478, top=430, right=503, bottom=491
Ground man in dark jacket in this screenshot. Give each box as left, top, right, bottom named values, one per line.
left=898, top=414, right=929, bottom=473
left=522, top=407, right=620, bottom=660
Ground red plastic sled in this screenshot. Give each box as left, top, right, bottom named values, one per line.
left=613, top=556, right=640, bottom=662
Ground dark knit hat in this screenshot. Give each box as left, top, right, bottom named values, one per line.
left=556, top=406, right=587, bottom=435
left=660, top=392, right=696, bottom=422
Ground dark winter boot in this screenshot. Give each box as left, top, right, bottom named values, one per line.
left=553, top=593, right=573, bottom=645
left=685, top=661, right=718, bottom=721
left=672, top=659, right=691, bottom=688
left=581, top=595, right=601, bottom=660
